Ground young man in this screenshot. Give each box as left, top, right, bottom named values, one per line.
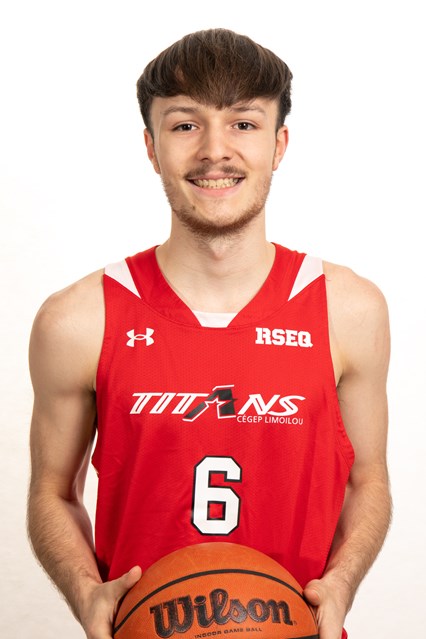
left=27, top=29, right=391, bottom=639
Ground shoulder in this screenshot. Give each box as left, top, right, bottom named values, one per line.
left=323, top=261, right=390, bottom=380
left=32, top=269, right=105, bottom=336
left=30, top=269, right=105, bottom=392
left=323, top=261, right=388, bottom=314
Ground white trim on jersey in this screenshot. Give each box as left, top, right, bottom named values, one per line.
left=105, top=260, right=141, bottom=298
left=288, top=255, right=323, bottom=301
left=192, top=310, right=238, bottom=328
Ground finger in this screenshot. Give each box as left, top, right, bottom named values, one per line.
left=304, top=579, right=322, bottom=606
left=113, top=566, right=142, bottom=598
left=304, top=586, right=321, bottom=606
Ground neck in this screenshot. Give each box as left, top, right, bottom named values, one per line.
left=156, top=223, right=275, bottom=313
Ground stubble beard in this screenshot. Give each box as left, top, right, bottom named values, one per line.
left=161, top=174, right=274, bottom=242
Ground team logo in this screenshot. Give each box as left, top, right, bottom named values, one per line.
left=130, top=385, right=305, bottom=425
left=126, top=328, right=154, bottom=347
left=255, top=327, right=313, bottom=347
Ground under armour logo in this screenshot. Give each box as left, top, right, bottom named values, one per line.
left=126, top=328, right=154, bottom=347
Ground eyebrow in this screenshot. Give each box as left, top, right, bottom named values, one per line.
left=161, top=106, right=201, bottom=117
left=229, top=104, right=267, bottom=116
left=161, top=103, right=267, bottom=117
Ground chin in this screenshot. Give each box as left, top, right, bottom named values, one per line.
left=174, top=206, right=262, bottom=240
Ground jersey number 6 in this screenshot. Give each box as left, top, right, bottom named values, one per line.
left=192, top=456, right=242, bottom=535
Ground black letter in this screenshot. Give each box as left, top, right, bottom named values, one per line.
left=247, top=599, right=269, bottom=622
left=266, top=600, right=294, bottom=625
left=194, top=595, right=214, bottom=628
left=150, top=596, right=194, bottom=638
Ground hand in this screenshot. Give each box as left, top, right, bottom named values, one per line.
left=303, top=575, right=350, bottom=639
left=80, top=566, right=142, bottom=639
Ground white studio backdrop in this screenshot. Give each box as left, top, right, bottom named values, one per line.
left=1, top=1, right=424, bottom=636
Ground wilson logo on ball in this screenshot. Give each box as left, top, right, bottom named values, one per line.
left=150, top=588, right=294, bottom=638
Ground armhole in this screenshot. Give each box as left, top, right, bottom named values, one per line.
left=95, top=260, right=140, bottom=393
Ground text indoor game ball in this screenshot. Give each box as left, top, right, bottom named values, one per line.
left=113, top=542, right=319, bottom=639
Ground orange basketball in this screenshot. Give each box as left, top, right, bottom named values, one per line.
left=113, top=543, right=319, bottom=639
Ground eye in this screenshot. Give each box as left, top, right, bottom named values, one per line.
left=234, top=122, right=256, bottom=131
left=173, top=123, right=196, bottom=132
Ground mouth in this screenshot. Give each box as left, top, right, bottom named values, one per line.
left=190, top=177, right=242, bottom=189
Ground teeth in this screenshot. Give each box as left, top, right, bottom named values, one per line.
left=193, top=178, right=239, bottom=189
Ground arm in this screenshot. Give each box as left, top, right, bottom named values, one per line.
left=304, top=265, right=392, bottom=639
left=27, top=273, right=141, bottom=639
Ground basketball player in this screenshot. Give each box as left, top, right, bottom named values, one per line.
left=27, top=29, right=391, bottom=639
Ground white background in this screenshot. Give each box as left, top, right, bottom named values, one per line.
left=1, top=1, right=424, bottom=636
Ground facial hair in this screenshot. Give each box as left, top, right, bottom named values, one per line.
left=161, top=170, right=274, bottom=241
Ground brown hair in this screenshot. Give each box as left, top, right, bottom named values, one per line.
left=137, top=28, right=292, bottom=135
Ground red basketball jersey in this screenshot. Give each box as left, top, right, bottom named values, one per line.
left=93, top=244, right=354, bottom=588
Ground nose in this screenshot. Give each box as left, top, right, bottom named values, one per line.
left=196, top=125, right=233, bottom=163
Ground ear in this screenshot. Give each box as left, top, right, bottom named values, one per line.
left=272, top=125, right=289, bottom=171
left=144, top=129, right=161, bottom=174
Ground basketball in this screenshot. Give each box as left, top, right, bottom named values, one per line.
left=113, top=543, right=319, bottom=639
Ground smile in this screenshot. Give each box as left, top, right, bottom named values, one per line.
left=191, top=178, right=241, bottom=189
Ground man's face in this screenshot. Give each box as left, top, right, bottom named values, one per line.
left=145, top=96, right=288, bottom=239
